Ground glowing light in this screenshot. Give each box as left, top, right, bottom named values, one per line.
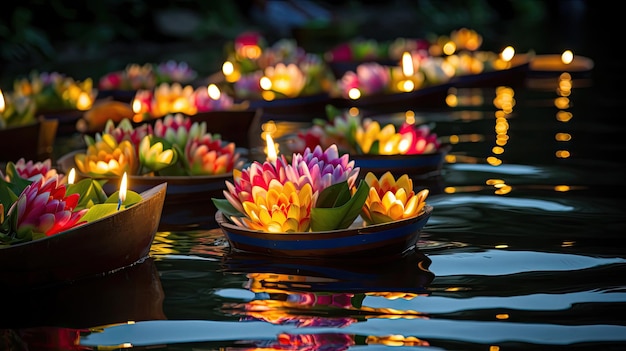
left=0, top=89, right=4, bottom=113
left=555, top=133, right=572, bottom=141
left=265, top=133, right=277, bottom=163
left=443, top=41, right=456, bottom=55
left=500, top=46, right=515, bottom=62
left=561, top=50, right=574, bottom=64
left=76, top=92, right=93, bottom=110
left=348, top=87, right=361, bottom=100
left=554, top=185, right=571, bottom=192
left=259, top=76, right=272, bottom=90
left=117, top=172, right=127, bottom=211
left=401, top=52, right=414, bottom=76
left=68, top=168, right=76, bottom=184
left=222, top=61, right=234, bottom=76
left=207, top=84, right=221, bottom=100
left=495, top=244, right=508, bottom=249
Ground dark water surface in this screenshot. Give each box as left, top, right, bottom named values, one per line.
left=2, top=3, right=626, bottom=351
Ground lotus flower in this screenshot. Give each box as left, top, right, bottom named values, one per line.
left=361, top=171, right=429, bottom=225
left=75, top=115, right=241, bottom=177
left=6, top=175, right=87, bottom=240
left=289, top=107, right=442, bottom=156
left=156, top=60, right=197, bottom=84
left=263, top=63, right=306, bottom=98
left=10, top=158, right=59, bottom=182
left=287, top=144, right=359, bottom=195
left=216, top=144, right=367, bottom=233
left=74, top=135, right=139, bottom=177
left=185, top=135, right=240, bottom=176
left=233, top=180, right=316, bottom=232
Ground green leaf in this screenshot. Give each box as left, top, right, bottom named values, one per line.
left=325, top=104, right=342, bottom=122
left=316, top=181, right=351, bottom=208
left=66, top=178, right=108, bottom=210
left=105, top=190, right=143, bottom=207
left=79, top=203, right=120, bottom=223
left=212, top=198, right=242, bottom=219
left=310, top=181, right=369, bottom=231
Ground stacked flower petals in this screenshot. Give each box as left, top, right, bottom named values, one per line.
left=223, top=144, right=358, bottom=233
left=75, top=114, right=240, bottom=177
left=8, top=175, right=87, bottom=239
left=361, top=171, right=429, bottom=225
left=12, top=158, right=59, bottom=182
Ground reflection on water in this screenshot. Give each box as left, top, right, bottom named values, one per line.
left=3, top=29, right=626, bottom=351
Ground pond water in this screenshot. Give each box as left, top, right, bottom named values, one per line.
left=2, top=5, right=625, bottom=351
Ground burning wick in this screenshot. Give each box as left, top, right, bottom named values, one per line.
left=117, top=172, right=127, bottom=211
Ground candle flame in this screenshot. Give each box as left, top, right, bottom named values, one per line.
left=402, top=52, right=414, bottom=76
left=120, top=172, right=128, bottom=203
left=265, top=134, right=277, bottom=163
left=68, top=168, right=76, bottom=185
left=222, top=61, right=234, bottom=76
left=0, top=89, right=4, bottom=113
left=132, top=98, right=142, bottom=114
left=348, top=87, right=361, bottom=100
left=260, top=76, right=272, bottom=90
left=561, top=50, right=574, bottom=65
left=207, top=83, right=221, bottom=100
left=500, top=46, right=515, bottom=62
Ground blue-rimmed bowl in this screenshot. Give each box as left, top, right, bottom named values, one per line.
left=215, top=205, right=433, bottom=259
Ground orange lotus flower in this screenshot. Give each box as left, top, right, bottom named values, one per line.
left=232, top=181, right=317, bottom=233
left=74, top=134, right=139, bottom=177
left=361, top=171, right=429, bottom=225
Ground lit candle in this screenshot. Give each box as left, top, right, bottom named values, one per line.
left=76, top=91, right=93, bottom=110
left=561, top=50, right=574, bottom=65
left=117, top=172, right=127, bottom=210
left=68, top=168, right=76, bottom=185
left=265, top=133, right=277, bottom=164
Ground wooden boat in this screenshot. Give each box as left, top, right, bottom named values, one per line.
left=58, top=151, right=232, bottom=231
left=352, top=143, right=451, bottom=180
left=215, top=205, right=433, bottom=259
left=329, top=82, right=452, bottom=114
left=0, top=118, right=58, bottom=163
left=0, top=182, right=167, bottom=290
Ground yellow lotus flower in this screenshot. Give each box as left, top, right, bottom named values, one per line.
left=354, top=119, right=397, bottom=154
left=263, top=63, right=306, bottom=98
left=74, top=134, right=139, bottom=176
left=234, top=180, right=316, bottom=233
left=361, top=171, right=429, bottom=225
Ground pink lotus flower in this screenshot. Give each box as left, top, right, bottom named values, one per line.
left=185, top=134, right=240, bottom=176
left=11, top=158, right=59, bottom=182
left=287, top=144, right=360, bottom=195
left=8, top=175, right=87, bottom=238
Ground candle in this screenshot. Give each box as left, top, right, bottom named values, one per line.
left=117, top=172, right=127, bottom=210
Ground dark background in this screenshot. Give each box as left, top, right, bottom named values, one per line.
left=0, top=0, right=609, bottom=87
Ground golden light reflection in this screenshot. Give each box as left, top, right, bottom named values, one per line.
left=486, top=179, right=505, bottom=185
left=495, top=244, right=508, bottom=249
left=349, top=107, right=360, bottom=116
left=445, top=93, right=458, bottom=107
left=556, top=149, right=570, bottom=158
left=562, top=240, right=576, bottom=247
left=496, top=313, right=510, bottom=319
left=494, top=185, right=512, bottom=195
left=490, top=345, right=501, bottom=351
left=555, top=133, right=572, bottom=141
left=554, top=185, right=571, bottom=192
left=366, top=335, right=430, bottom=347
left=486, top=156, right=502, bottom=166
left=556, top=111, right=573, bottom=122
left=554, top=96, right=570, bottom=109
